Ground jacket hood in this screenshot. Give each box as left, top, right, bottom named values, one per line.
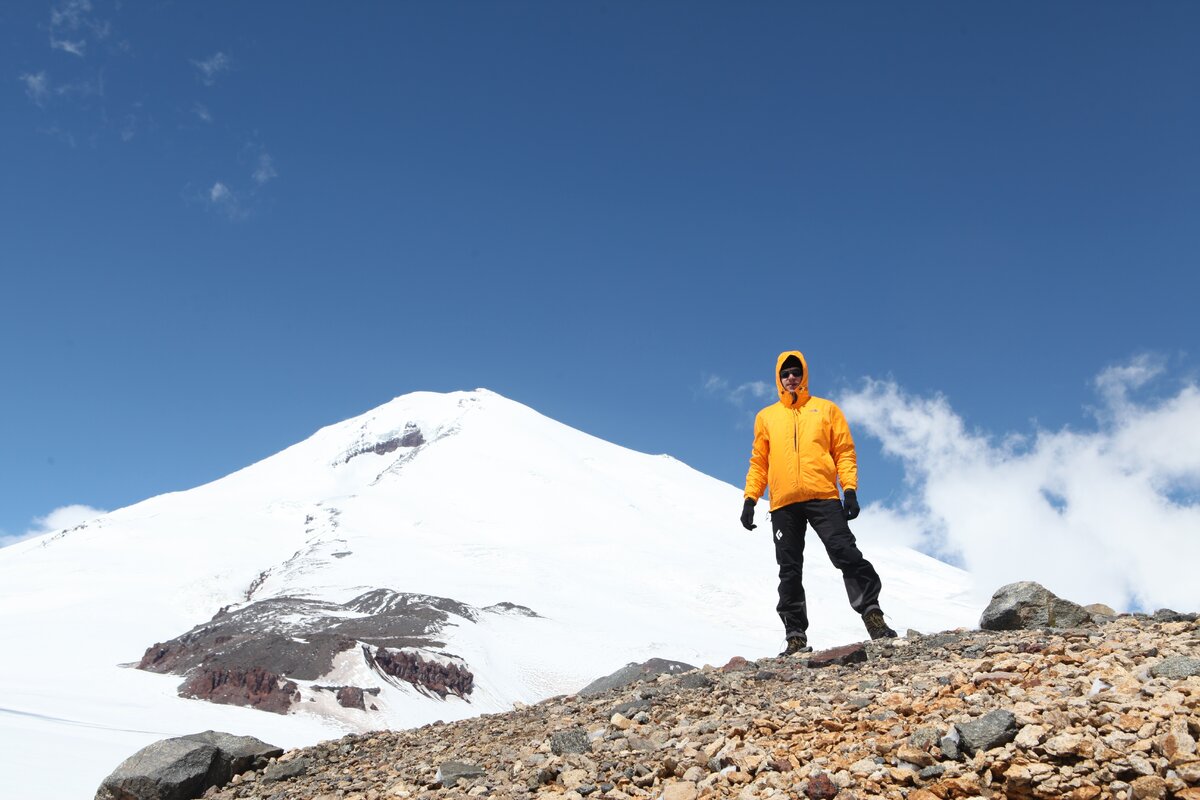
left=775, top=350, right=810, bottom=408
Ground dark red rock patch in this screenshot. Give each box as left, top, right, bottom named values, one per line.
left=366, top=647, right=473, bottom=698
left=180, top=667, right=300, bottom=714
left=336, top=686, right=366, bottom=710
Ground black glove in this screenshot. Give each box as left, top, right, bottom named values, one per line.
left=842, top=489, right=860, bottom=521
left=740, top=497, right=757, bottom=530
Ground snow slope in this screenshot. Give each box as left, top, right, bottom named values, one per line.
left=0, top=389, right=979, bottom=798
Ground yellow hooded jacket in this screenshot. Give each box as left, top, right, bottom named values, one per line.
left=743, top=350, right=858, bottom=511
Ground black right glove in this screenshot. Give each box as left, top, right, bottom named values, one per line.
left=740, top=497, right=757, bottom=530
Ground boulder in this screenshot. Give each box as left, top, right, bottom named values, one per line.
left=676, top=672, right=713, bottom=690
left=807, top=642, right=868, bottom=668
left=95, top=739, right=223, bottom=800
left=336, top=686, right=366, bottom=709
left=979, top=581, right=1093, bottom=631
left=550, top=728, right=592, bottom=755
left=1150, top=656, right=1200, bottom=680
left=178, top=731, right=282, bottom=776
left=435, top=761, right=485, bottom=785
left=1152, top=608, right=1198, bottom=623
left=95, top=731, right=282, bottom=800
left=262, top=757, right=311, bottom=782
left=956, top=710, right=1019, bottom=754
left=578, top=658, right=696, bottom=696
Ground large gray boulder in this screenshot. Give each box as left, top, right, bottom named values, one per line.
left=578, top=658, right=696, bottom=696
left=95, top=731, right=282, bottom=800
left=979, top=581, right=1094, bottom=631
left=178, top=730, right=283, bottom=776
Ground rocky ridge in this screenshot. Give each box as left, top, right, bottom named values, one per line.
left=200, top=613, right=1200, bottom=800
left=137, top=590, right=528, bottom=713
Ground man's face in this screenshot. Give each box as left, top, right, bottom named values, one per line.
left=780, top=366, right=803, bottom=392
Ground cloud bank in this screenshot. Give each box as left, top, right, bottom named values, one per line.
left=0, top=504, right=108, bottom=549
left=837, top=356, right=1200, bottom=614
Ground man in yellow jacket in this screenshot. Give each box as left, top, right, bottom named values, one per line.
left=741, top=350, right=896, bottom=655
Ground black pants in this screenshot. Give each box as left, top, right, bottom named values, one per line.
left=771, top=500, right=883, bottom=638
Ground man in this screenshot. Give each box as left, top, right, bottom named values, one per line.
left=741, top=350, right=896, bottom=656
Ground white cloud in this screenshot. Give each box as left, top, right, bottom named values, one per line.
left=252, top=153, right=277, bottom=185
left=210, top=181, right=232, bottom=203
left=48, top=0, right=109, bottom=57
left=1092, top=353, right=1166, bottom=421
left=205, top=181, right=246, bottom=219
left=51, top=37, right=87, bottom=57
left=50, top=0, right=93, bottom=30
left=837, top=357, right=1200, bottom=615
left=0, top=504, right=107, bottom=549
left=20, top=72, right=51, bottom=106
left=703, top=374, right=774, bottom=408
left=193, top=102, right=212, bottom=123
left=192, top=51, right=232, bottom=86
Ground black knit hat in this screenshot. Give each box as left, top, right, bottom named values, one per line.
left=780, top=355, right=803, bottom=375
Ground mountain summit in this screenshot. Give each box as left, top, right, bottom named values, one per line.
left=0, top=389, right=977, bottom=799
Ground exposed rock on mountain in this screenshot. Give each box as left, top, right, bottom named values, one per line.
left=180, top=667, right=299, bottom=714
left=364, top=645, right=474, bottom=699
left=340, top=422, right=427, bottom=464
left=197, top=612, right=1200, bottom=800
left=137, top=589, right=515, bottom=712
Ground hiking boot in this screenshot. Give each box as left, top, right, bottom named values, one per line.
left=862, top=610, right=897, bottom=640
left=779, top=635, right=812, bottom=656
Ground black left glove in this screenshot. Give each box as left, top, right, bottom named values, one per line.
left=842, top=489, right=860, bottom=521
left=740, top=497, right=757, bottom=530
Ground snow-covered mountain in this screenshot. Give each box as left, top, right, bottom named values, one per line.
left=0, top=389, right=979, bottom=799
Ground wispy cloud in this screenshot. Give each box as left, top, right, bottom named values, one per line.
left=252, top=152, right=277, bottom=185
left=40, top=124, right=78, bottom=148
left=205, top=180, right=245, bottom=219
left=19, top=71, right=51, bottom=106
left=192, top=51, right=232, bottom=86
left=210, top=180, right=233, bottom=203
left=119, top=114, right=137, bottom=142
left=192, top=102, right=212, bottom=123
left=702, top=374, right=774, bottom=408
left=50, top=0, right=93, bottom=30
left=51, top=37, right=87, bottom=57
left=837, top=355, right=1200, bottom=614
left=0, top=504, right=108, bottom=549
left=48, top=0, right=110, bottom=57
left=192, top=146, right=278, bottom=220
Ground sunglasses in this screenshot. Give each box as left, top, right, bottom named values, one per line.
left=780, top=368, right=803, bottom=379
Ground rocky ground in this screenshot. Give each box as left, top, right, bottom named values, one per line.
left=203, top=614, right=1200, bottom=800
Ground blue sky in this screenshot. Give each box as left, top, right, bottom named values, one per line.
left=3, top=3, right=1199, bottom=601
